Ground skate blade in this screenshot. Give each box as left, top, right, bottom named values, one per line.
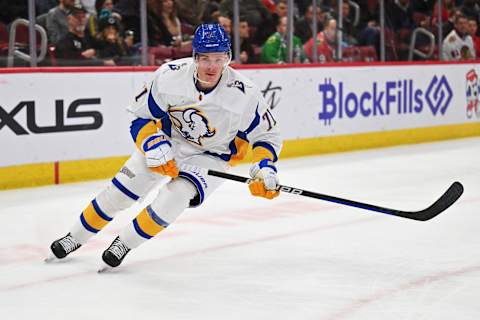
left=98, top=263, right=113, bottom=273
left=44, top=253, right=57, bottom=263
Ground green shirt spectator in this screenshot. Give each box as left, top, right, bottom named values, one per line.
left=261, top=16, right=307, bottom=63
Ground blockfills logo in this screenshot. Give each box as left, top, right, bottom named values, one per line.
left=318, top=75, right=452, bottom=125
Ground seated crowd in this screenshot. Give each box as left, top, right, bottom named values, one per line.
left=0, top=0, right=479, bottom=66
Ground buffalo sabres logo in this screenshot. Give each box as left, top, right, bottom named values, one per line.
left=169, top=107, right=216, bottom=145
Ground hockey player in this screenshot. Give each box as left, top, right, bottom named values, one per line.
left=47, top=23, right=282, bottom=270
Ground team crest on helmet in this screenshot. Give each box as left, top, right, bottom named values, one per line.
left=169, top=107, right=216, bottom=145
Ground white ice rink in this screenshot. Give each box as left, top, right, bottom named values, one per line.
left=0, top=137, right=479, bottom=320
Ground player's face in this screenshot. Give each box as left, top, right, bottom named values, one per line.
left=196, top=52, right=230, bottom=86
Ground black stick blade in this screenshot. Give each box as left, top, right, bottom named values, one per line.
left=406, top=181, right=464, bottom=221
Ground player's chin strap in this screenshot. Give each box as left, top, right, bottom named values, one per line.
left=192, top=51, right=232, bottom=85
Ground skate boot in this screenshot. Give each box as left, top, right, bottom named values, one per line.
left=101, top=236, right=131, bottom=268
left=46, top=233, right=82, bottom=261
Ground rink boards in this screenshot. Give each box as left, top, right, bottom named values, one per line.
left=1, top=62, right=479, bottom=189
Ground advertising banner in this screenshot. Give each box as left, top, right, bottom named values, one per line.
left=1, top=63, right=479, bottom=167
left=241, top=64, right=480, bottom=139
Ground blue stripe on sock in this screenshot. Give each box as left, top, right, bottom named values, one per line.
left=80, top=214, right=99, bottom=234
left=92, top=199, right=112, bottom=221
left=146, top=205, right=169, bottom=228
left=112, top=178, right=139, bottom=201
left=132, top=218, right=152, bottom=239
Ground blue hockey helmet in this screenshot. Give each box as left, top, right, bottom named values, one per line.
left=192, top=23, right=231, bottom=54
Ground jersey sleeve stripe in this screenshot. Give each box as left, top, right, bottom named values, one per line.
left=158, top=116, right=172, bottom=137
left=130, top=118, right=158, bottom=152
left=148, top=90, right=168, bottom=119
left=252, top=141, right=278, bottom=162
left=244, top=105, right=261, bottom=135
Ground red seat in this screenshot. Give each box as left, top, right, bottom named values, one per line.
left=12, top=23, right=43, bottom=48
left=0, top=22, right=8, bottom=54
left=342, top=46, right=361, bottom=62
left=172, top=42, right=192, bottom=59
left=359, top=46, right=377, bottom=61
left=148, top=46, right=173, bottom=65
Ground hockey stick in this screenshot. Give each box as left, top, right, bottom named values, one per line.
left=207, top=170, right=464, bottom=221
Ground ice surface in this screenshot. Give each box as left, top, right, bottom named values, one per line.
left=1, top=137, right=479, bottom=320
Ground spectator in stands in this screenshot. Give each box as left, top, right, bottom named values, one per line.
left=216, top=14, right=256, bottom=64
left=432, top=0, right=454, bottom=29
left=36, top=0, right=58, bottom=16
left=46, top=0, right=76, bottom=44
left=219, top=0, right=272, bottom=44
left=238, top=18, right=258, bottom=64
left=202, top=1, right=222, bottom=23
left=175, top=0, right=208, bottom=27
left=87, top=0, right=121, bottom=41
left=94, top=15, right=126, bottom=64
left=81, top=0, right=97, bottom=14
left=442, top=14, right=475, bottom=61
left=218, top=15, right=232, bottom=35
left=229, top=17, right=258, bottom=64
left=113, top=0, right=140, bottom=42
left=303, top=17, right=337, bottom=63
left=56, top=4, right=115, bottom=66
left=467, top=16, right=480, bottom=58
left=439, top=8, right=462, bottom=38
left=460, top=0, right=480, bottom=21
left=386, top=0, right=414, bottom=30
left=275, top=0, right=288, bottom=18
left=147, top=0, right=193, bottom=47
left=295, top=4, right=325, bottom=44
left=262, top=0, right=276, bottom=14
left=261, top=16, right=307, bottom=64
left=386, top=0, right=414, bottom=60
left=336, top=1, right=357, bottom=46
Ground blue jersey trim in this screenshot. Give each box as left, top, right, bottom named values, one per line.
left=244, top=105, right=260, bottom=135
left=130, top=118, right=152, bottom=142
left=252, top=141, right=278, bottom=162
left=203, top=132, right=248, bottom=162
left=92, top=199, right=112, bottom=221
left=133, top=218, right=153, bottom=239
left=236, top=130, right=248, bottom=141
left=112, top=178, right=140, bottom=201
left=148, top=89, right=168, bottom=119
left=179, top=171, right=205, bottom=206
left=159, top=116, right=172, bottom=137
left=80, top=214, right=100, bottom=234
left=258, top=159, right=277, bottom=172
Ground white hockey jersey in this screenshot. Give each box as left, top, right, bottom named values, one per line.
left=128, top=58, right=282, bottom=164
left=442, top=29, right=475, bottom=61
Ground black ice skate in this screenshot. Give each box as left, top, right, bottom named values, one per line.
left=100, top=236, right=131, bottom=271
left=46, top=233, right=82, bottom=262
